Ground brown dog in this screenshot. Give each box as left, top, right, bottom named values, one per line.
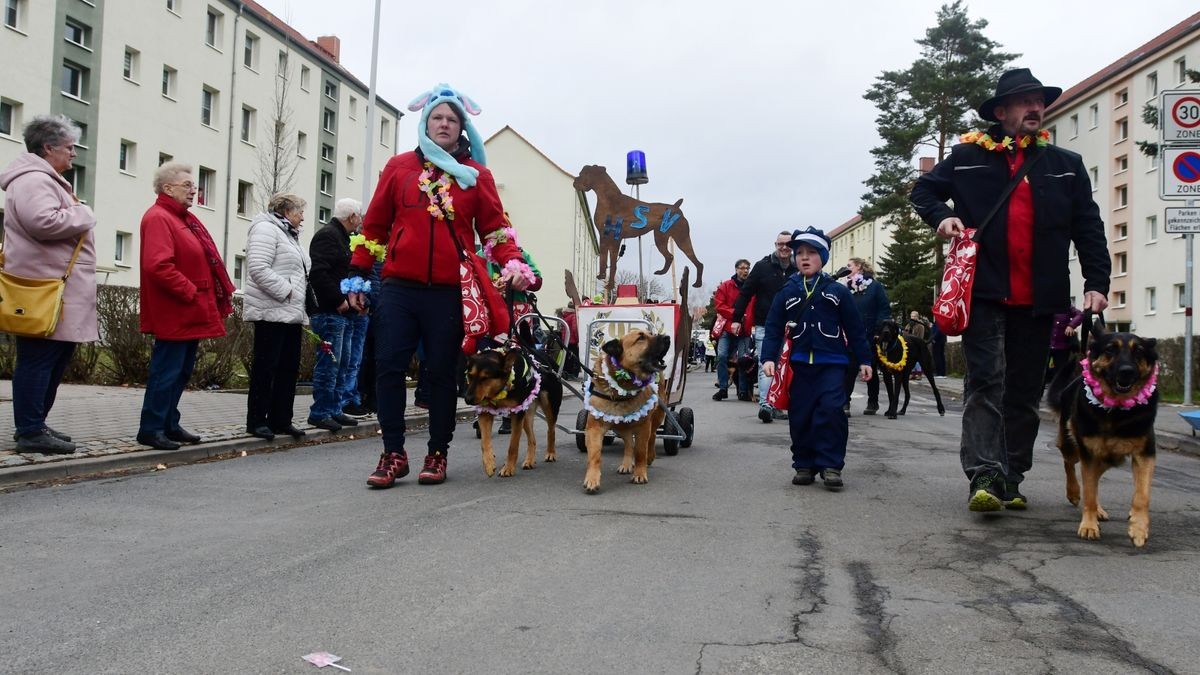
left=463, top=348, right=563, bottom=478
left=583, top=330, right=671, bottom=493
left=1047, top=321, right=1159, bottom=547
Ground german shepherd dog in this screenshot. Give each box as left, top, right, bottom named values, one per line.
left=463, top=348, right=564, bottom=478
left=1047, top=320, right=1159, bottom=547
left=583, top=330, right=671, bottom=494
left=874, top=319, right=945, bottom=419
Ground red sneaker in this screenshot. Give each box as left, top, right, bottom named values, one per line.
left=367, top=451, right=408, bottom=488
left=417, top=452, right=447, bottom=485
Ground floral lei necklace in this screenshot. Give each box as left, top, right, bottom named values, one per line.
left=601, top=355, right=653, bottom=396
left=960, top=129, right=1051, bottom=152
left=418, top=162, right=455, bottom=221
left=876, top=338, right=908, bottom=372
left=1080, top=359, right=1158, bottom=409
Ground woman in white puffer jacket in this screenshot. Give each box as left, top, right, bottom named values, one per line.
left=243, top=193, right=312, bottom=440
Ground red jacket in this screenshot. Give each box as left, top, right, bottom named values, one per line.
left=139, top=193, right=227, bottom=340
left=352, top=150, right=521, bottom=283
left=715, top=276, right=754, bottom=334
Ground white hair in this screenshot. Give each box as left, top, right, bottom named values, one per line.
left=332, top=198, right=362, bottom=221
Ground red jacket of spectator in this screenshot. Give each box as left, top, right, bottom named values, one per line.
left=715, top=276, right=755, bottom=334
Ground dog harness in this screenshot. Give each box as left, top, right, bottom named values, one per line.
left=1079, top=358, right=1158, bottom=410
left=474, top=350, right=542, bottom=417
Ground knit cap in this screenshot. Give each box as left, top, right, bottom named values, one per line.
left=788, top=226, right=831, bottom=266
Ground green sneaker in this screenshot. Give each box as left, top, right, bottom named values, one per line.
left=968, top=474, right=1004, bottom=512
left=1003, top=485, right=1028, bottom=510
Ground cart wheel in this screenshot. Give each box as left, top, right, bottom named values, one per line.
left=679, top=407, right=695, bottom=448
left=663, top=436, right=679, bottom=456
left=575, top=409, right=588, bottom=451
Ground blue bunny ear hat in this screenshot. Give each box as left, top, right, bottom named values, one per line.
left=408, top=83, right=487, bottom=188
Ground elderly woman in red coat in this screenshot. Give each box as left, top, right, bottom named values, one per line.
left=136, top=162, right=235, bottom=450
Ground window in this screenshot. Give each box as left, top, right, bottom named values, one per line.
left=122, top=48, right=141, bottom=83
left=1088, top=166, right=1098, bottom=189
left=0, top=98, right=20, bottom=137
left=233, top=255, right=245, bottom=289
left=64, top=18, right=90, bottom=48
left=1147, top=287, right=1157, bottom=314
left=74, top=121, right=88, bottom=147
left=322, top=108, right=335, bottom=133
left=320, top=143, right=334, bottom=162
left=240, top=105, right=255, bottom=142
left=323, top=81, right=337, bottom=101
left=1047, top=125, right=1056, bottom=144
left=1115, top=185, right=1128, bottom=208
left=1177, top=284, right=1187, bottom=310
left=5, top=0, right=23, bottom=30
left=1115, top=155, right=1128, bottom=174
left=1088, top=103, right=1098, bottom=128
left=1114, top=89, right=1128, bottom=108
left=320, top=170, right=333, bottom=195
left=276, top=49, right=287, bottom=76
left=380, top=117, right=390, bottom=146
left=205, top=7, right=222, bottom=48
left=297, top=131, right=307, bottom=157
left=243, top=32, right=258, bottom=69
left=158, top=152, right=172, bottom=166
left=118, top=140, right=136, bottom=173
left=346, top=155, right=355, bottom=178
left=300, top=65, right=310, bottom=90
left=201, top=86, right=217, bottom=127
left=115, top=231, right=131, bottom=264
left=62, top=165, right=84, bottom=196
left=1176, top=57, right=1188, bottom=85
left=1115, top=253, right=1127, bottom=276
left=236, top=180, right=253, bottom=216
left=61, top=61, right=87, bottom=100
left=1114, top=291, right=1126, bottom=308
left=197, top=167, right=215, bottom=207
left=1069, top=114, right=1079, bottom=138
left=1147, top=215, right=1158, bottom=243
left=1146, top=71, right=1158, bottom=98
left=1115, top=223, right=1127, bottom=241
left=318, top=206, right=330, bottom=223
left=349, top=96, right=357, bottom=119
left=161, top=65, right=177, bottom=98
left=1116, top=118, right=1128, bottom=141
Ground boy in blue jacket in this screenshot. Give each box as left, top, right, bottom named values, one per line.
left=761, top=227, right=873, bottom=489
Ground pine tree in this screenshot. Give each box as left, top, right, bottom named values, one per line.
left=877, top=212, right=940, bottom=319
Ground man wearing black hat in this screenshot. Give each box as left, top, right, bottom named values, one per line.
left=910, top=68, right=1110, bottom=513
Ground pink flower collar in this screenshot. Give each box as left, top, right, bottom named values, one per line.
left=1079, top=359, right=1158, bottom=409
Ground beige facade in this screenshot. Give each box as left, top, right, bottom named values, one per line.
left=1044, top=12, right=1200, bottom=335
left=828, top=213, right=898, bottom=271
left=483, top=126, right=598, bottom=314
left=0, top=0, right=400, bottom=288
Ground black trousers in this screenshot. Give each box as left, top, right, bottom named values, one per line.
left=358, top=315, right=379, bottom=411
left=246, top=321, right=302, bottom=429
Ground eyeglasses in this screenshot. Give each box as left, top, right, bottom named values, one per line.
left=170, top=182, right=197, bottom=192
left=775, top=242, right=791, bottom=248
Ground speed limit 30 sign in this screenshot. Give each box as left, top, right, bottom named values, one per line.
left=1162, top=90, right=1200, bottom=144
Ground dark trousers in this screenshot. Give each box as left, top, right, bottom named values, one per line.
left=139, top=339, right=198, bottom=435
left=374, top=283, right=462, bottom=456
left=11, top=337, right=76, bottom=438
left=246, top=321, right=302, bottom=429
left=787, top=363, right=848, bottom=472
left=960, top=301, right=1052, bottom=486
left=358, top=316, right=379, bottom=411
left=932, top=340, right=947, bottom=377
left=843, top=361, right=880, bottom=408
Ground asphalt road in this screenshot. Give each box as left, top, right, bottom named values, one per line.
left=2, top=383, right=1199, bottom=674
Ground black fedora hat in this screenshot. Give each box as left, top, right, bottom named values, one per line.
left=978, top=68, right=1063, bottom=122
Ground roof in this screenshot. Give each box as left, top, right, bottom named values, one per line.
left=1047, top=10, right=1200, bottom=114
left=235, top=0, right=401, bottom=116
left=827, top=214, right=863, bottom=239
left=483, top=126, right=576, bottom=180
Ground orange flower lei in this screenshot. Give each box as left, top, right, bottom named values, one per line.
left=418, top=162, right=455, bottom=221
left=960, top=129, right=1051, bottom=152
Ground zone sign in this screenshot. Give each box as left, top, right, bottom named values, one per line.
left=1161, top=90, right=1200, bottom=144
left=1161, top=147, right=1200, bottom=199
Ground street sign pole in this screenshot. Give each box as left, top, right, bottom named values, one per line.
left=1188, top=198, right=1196, bottom=406
left=1161, top=90, right=1200, bottom=404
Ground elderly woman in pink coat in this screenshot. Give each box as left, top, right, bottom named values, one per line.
left=0, top=115, right=97, bottom=455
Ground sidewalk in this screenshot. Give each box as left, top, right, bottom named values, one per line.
left=0, top=380, right=469, bottom=490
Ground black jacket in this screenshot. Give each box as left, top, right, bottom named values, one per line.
left=910, top=129, right=1110, bottom=316
left=732, top=252, right=797, bottom=326
left=308, top=219, right=352, bottom=315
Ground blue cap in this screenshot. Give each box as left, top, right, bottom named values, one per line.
left=788, top=226, right=830, bottom=265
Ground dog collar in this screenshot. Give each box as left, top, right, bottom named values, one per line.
left=584, top=378, right=659, bottom=424
left=476, top=368, right=541, bottom=416
left=601, top=356, right=651, bottom=395
left=1080, top=358, right=1158, bottom=409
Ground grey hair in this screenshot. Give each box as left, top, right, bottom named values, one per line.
left=332, top=198, right=362, bottom=221
left=23, top=114, right=82, bottom=156
left=153, top=161, right=194, bottom=194
left=268, top=193, right=306, bottom=215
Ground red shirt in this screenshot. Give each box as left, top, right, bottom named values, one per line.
left=1004, top=148, right=1034, bottom=306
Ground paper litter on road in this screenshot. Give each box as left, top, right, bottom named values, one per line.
left=302, top=652, right=351, bottom=671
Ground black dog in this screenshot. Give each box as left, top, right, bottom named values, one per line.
left=874, top=319, right=945, bottom=419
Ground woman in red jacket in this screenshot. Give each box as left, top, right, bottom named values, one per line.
left=350, top=83, right=532, bottom=488
left=136, top=162, right=234, bottom=450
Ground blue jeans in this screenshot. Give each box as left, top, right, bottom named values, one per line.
left=374, top=283, right=462, bottom=455
left=960, top=301, right=1052, bottom=487
left=308, top=313, right=353, bottom=420
left=11, top=337, right=76, bottom=438
left=753, top=326, right=773, bottom=410
left=340, top=313, right=369, bottom=408
left=139, top=339, right=198, bottom=435
left=787, top=363, right=848, bottom=471
left=715, top=332, right=751, bottom=393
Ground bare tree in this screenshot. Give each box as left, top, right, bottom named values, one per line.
left=614, top=269, right=668, bottom=303
left=254, top=49, right=299, bottom=210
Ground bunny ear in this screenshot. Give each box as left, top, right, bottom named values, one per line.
left=459, top=95, right=482, bottom=116
left=407, top=91, right=433, bottom=112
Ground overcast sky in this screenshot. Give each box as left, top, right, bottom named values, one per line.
left=257, top=0, right=1196, bottom=298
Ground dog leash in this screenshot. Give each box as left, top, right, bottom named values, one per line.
left=1080, top=310, right=1105, bottom=358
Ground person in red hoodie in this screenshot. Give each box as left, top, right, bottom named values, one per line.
left=349, top=83, right=533, bottom=488
left=712, top=259, right=755, bottom=401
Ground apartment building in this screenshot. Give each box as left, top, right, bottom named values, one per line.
left=827, top=212, right=900, bottom=272
left=1045, top=11, right=1200, bottom=336
left=0, top=0, right=401, bottom=288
